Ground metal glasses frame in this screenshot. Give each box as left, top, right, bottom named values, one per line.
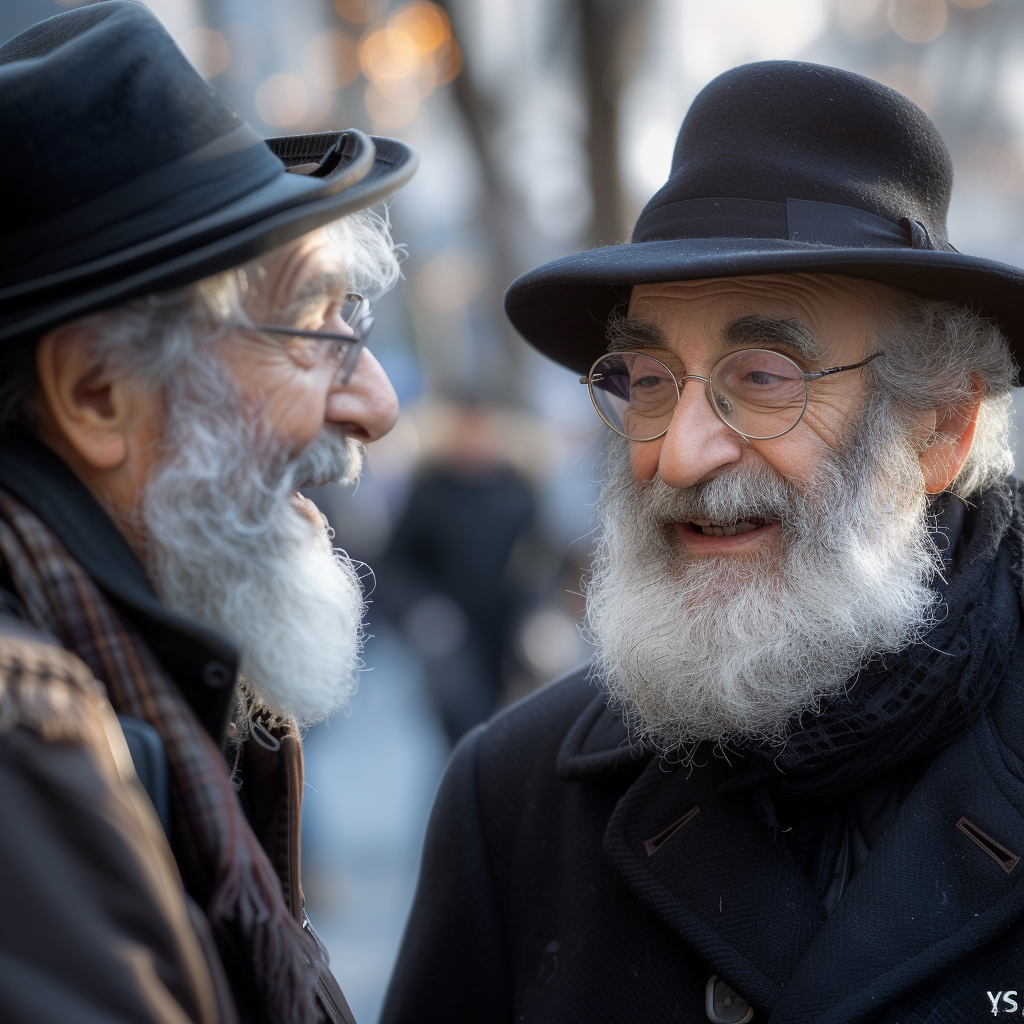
left=220, top=293, right=373, bottom=386
left=580, top=348, right=885, bottom=441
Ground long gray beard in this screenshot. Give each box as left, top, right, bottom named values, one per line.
left=138, top=357, right=366, bottom=726
left=585, top=408, right=943, bottom=753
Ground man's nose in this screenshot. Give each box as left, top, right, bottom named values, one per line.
left=325, top=347, right=399, bottom=442
left=656, top=377, right=746, bottom=488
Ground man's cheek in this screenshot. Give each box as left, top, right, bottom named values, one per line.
left=629, top=439, right=661, bottom=481
left=755, top=429, right=831, bottom=487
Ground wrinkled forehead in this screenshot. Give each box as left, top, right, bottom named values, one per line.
left=242, top=226, right=349, bottom=317
left=627, top=273, right=907, bottom=359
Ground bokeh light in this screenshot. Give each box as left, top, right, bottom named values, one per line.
left=181, top=27, right=230, bottom=79
left=516, top=607, right=587, bottom=679
left=303, top=30, right=360, bottom=91
left=364, top=82, right=420, bottom=127
left=837, top=0, right=891, bottom=39
left=415, top=250, right=484, bottom=313
left=334, top=0, right=388, bottom=25
left=888, top=0, right=948, bottom=43
left=680, top=0, right=828, bottom=81
left=255, top=73, right=309, bottom=127
left=390, top=2, right=451, bottom=54
left=358, top=2, right=459, bottom=125
left=360, top=27, right=421, bottom=84
left=434, top=38, right=461, bottom=87
left=633, top=123, right=677, bottom=198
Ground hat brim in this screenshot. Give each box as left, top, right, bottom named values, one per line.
left=0, top=133, right=417, bottom=343
left=504, top=237, right=1024, bottom=373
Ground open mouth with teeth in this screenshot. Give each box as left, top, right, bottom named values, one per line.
left=686, top=517, right=771, bottom=537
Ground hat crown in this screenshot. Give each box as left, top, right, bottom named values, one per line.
left=638, top=60, right=953, bottom=242
left=0, top=0, right=244, bottom=234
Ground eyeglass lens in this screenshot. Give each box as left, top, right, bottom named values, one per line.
left=340, top=294, right=369, bottom=330
left=589, top=349, right=809, bottom=441
left=338, top=294, right=373, bottom=383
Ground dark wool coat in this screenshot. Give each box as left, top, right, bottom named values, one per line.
left=381, top=665, right=1024, bottom=1024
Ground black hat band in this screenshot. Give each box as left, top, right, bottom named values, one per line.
left=632, top=197, right=954, bottom=253
left=0, top=125, right=284, bottom=284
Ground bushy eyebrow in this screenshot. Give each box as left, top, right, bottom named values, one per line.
left=604, top=309, right=825, bottom=362
left=276, top=271, right=349, bottom=324
left=722, top=313, right=824, bottom=361
left=605, top=311, right=668, bottom=352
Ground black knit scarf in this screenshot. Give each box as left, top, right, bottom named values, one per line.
left=722, top=483, right=1024, bottom=812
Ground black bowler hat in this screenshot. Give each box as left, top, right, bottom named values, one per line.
left=0, top=1, right=417, bottom=344
left=505, top=60, right=1024, bottom=373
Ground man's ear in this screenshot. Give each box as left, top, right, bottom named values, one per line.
left=918, top=381, right=984, bottom=495
left=35, top=324, right=130, bottom=470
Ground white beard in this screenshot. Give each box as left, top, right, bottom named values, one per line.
left=139, top=357, right=367, bottom=726
left=585, top=411, right=943, bottom=753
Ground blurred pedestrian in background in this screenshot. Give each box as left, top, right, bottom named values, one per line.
left=0, top=3, right=416, bottom=1022
left=376, top=401, right=543, bottom=742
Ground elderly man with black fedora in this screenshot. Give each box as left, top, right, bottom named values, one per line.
left=383, top=61, right=1024, bottom=1024
left=0, top=3, right=418, bottom=1024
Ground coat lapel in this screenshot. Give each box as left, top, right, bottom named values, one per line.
left=569, top=682, right=1024, bottom=1022
left=770, top=709, right=1024, bottom=1024
left=603, top=751, right=826, bottom=1014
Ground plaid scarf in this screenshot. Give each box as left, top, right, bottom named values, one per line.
left=0, top=487, right=322, bottom=1024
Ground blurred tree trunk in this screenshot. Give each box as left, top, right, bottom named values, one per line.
left=432, top=0, right=532, bottom=402
left=579, top=0, right=633, bottom=247
left=434, top=0, right=645, bottom=398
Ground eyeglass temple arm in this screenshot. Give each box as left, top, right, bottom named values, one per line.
left=804, top=351, right=884, bottom=381
left=221, top=322, right=366, bottom=343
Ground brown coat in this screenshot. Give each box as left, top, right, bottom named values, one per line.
left=0, top=438, right=355, bottom=1024
left=0, top=621, right=237, bottom=1023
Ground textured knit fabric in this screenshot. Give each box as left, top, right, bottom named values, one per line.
left=0, top=487, right=321, bottom=1024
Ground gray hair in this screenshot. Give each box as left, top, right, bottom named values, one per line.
left=868, top=296, right=1017, bottom=498
left=0, top=206, right=403, bottom=434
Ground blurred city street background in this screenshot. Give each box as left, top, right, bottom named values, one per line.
left=5, top=0, right=1024, bottom=1020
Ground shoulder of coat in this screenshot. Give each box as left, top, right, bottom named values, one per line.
left=0, top=631, right=105, bottom=744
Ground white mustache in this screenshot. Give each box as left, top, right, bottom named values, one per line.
left=635, top=461, right=802, bottom=532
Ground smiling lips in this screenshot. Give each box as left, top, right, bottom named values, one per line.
left=687, top=517, right=770, bottom=537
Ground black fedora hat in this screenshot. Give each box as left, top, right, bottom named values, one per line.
left=505, top=60, right=1024, bottom=374
left=0, top=0, right=418, bottom=345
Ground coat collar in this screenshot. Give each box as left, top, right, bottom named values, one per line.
left=770, top=701, right=1024, bottom=1023
left=593, top=668, right=1024, bottom=1022
left=0, top=435, right=239, bottom=741
left=556, top=686, right=648, bottom=780
left=604, top=750, right=825, bottom=1012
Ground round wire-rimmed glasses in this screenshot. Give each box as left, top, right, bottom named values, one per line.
left=579, top=348, right=884, bottom=441
left=220, top=293, right=373, bottom=386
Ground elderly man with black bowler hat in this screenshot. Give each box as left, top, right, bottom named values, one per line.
left=0, top=3, right=418, bottom=1023
left=383, top=62, right=1024, bottom=1024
